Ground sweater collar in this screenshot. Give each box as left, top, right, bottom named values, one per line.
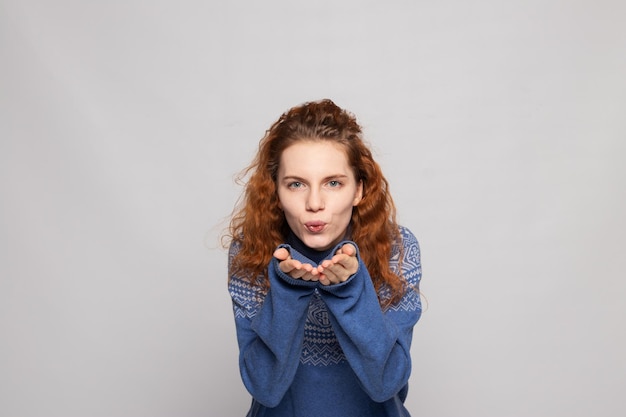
left=285, top=225, right=352, bottom=264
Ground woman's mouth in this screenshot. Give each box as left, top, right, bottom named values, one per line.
left=305, top=221, right=326, bottom=233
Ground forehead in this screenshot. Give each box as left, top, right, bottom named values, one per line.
left=278, top=140, right=353, bottom=176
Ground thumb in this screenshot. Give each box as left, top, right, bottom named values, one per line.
left=340, top=243, right=356, bottom=257
left=273, top=247, right=290, bottom=261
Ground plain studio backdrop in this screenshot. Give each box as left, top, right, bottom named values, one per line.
left=1, top=1, right=625, bottom=416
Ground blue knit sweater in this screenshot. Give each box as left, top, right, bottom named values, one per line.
left=228, top=226, right=422, bottom=417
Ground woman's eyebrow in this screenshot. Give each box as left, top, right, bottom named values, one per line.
left=280, top=174, right=349, bottom=181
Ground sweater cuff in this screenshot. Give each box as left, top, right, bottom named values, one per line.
left=272, top=244, right=319, bottom=288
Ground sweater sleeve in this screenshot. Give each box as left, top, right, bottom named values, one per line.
left=227, top=242, right=318, bottom=408
left=318, top=227, right=422, bottom=403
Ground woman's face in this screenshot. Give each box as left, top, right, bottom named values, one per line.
left=276, top=140, right=363, bottom=251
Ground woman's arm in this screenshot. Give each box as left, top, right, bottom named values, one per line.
left=318, top=227, right=422, bottom=402
left=228, top=243, right=317, bottom=408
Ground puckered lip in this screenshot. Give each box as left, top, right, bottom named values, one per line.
left=304, top=220, right=326, bottom=227
left=304, top=220, right=327, bottom=233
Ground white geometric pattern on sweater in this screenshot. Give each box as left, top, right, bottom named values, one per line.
left=230, top=275, right=266, bottom=319
left=301, top=291, right=346, bottom=366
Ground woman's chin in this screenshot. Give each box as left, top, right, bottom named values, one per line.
left=301, top=234, right=340, bottom=252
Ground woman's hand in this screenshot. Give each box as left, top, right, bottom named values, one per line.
left=273, top=247, right=320, bottom=282
left=317, top=243, right=358, bottom=286
left=273, top=244, right=358, bottom=285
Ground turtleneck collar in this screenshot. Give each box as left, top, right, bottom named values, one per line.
left=285, top=225, right=353, bottom=265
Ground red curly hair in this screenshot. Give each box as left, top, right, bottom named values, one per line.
left=227, top=99, right=405, bottom=305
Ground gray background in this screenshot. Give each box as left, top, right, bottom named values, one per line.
left=1, top=1, right=625, bottom=416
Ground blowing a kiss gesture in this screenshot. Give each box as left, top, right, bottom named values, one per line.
left=227, top=100, right=422, bottom=416
left=273, top=243, right=358, bottom=286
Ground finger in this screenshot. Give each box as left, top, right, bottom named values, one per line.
left=339, top=243, right=356, bottom=257
left=331, top=253, right=358, bottom=273
left=294, top=263, right=315, bottom=280
left=300, top=270, right=319, bottom=282
left=319, top=258, right=335, bottom=270
left=321, top=265, right=341, bottom=284
left=279, top=259, right=301, bottom=274
left=289, top=267, right=308, bottom=279
left=285, top=262, right=317, bottom=280
left=318, top=274, right=330, bottom=286
left=318, top=259, right=344, bottom=282
left=273, top=247, right=290, bottom=261
left=330, top=259, right=357, bottom=283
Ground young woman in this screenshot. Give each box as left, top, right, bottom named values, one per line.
left=227, top=99, right=422, bottom=417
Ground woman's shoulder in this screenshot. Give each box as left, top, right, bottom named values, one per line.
left=397, top=225, right=418, bottom=244
left=227, top=236, right=242, bottom=255
left=394, top=225, right=421, bottom=283
left=396, top=225, right=420, bottom=255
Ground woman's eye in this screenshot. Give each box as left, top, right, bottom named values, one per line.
left=328, top=180, right=341, bottom=187
left=288, top=181, right=303, bottom=189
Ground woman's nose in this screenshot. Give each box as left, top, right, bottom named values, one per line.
left=305, top=189, right=324, bottom=211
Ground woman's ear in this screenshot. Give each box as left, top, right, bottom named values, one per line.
left=353, top=180, right=363, bottom=206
